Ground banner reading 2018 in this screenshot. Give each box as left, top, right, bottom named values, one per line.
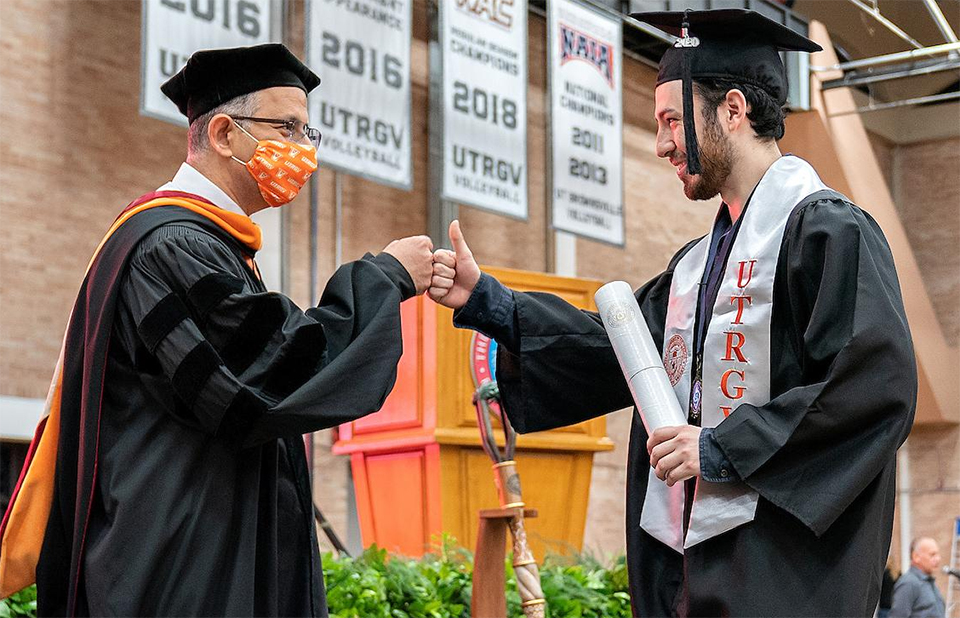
left=441, top=0, right=528, bottom=218
left=307, top=0, right=412, bottom=188
left=549, top=0, right=623, bottom=245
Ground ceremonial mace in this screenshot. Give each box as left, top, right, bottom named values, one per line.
left=474, top=381, right=546, bottom=618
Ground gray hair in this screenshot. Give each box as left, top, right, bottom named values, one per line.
left=187, top=92, right=259, bottom=156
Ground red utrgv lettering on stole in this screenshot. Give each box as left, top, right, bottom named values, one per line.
left=720, top=369, right=746, bottom=399
left=718, top=259, right=757, bottom=417
left=736, top=260, right=757, bottom=288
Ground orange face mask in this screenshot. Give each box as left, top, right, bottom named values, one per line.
left=232, top=122, right=318, bottom=208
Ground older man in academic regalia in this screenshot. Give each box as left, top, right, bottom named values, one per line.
left=0, top=44, right=435, bottom=616
left=429, top=9, right=917, bottom=617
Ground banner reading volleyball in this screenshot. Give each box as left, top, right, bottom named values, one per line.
left=440, top=0, right=528, bottom=218
left=140, top=0, right=276, bottom=126
left=548, top=0, right=623, bottom=244
left=306, top=0, right=412, bottom=188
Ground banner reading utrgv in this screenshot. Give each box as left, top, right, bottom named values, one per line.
left=306, top=0, right=413, bottom=189
left=440, top=0, right=529, bottom=219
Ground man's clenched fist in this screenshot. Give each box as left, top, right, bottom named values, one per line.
left=383, top=235, right=434, bottom=295
left=429, top=220, right=481, bottom=309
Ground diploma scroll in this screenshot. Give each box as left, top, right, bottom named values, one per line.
left=595, top=281, right=687, bottom=433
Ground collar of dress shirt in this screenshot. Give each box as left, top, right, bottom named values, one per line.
left=909, top=565, right=936, bottom=582
left=158, top=162, right=246, bottom=217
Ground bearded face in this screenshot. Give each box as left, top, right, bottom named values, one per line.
left=681, top=107, right=734, bottom=201
left=655, top=81, right=736, bottom=202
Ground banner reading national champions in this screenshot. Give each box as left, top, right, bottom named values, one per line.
left=306, top=0, right=413, bottom=188
left=440, top=0, right=529, bottom=219
left=549, top=0, right=624, bottom=245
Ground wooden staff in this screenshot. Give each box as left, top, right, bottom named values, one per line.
left=474, top=382, right=546, bottom=618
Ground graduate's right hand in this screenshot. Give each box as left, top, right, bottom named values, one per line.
left=429, top=220, right=480, bottom=309
left=383, top=235, right=435, bottom=294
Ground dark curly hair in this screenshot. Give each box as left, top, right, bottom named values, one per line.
left=694, top=79, right=786, bottom=141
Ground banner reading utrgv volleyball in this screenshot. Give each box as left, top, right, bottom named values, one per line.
left=306, top=0, right=413, bottom=189
left=440, top=0, right=528, bottom=219
left=549, top=0, right=623, bottom=245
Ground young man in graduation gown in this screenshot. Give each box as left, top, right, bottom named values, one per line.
left=429, top=9, right=917, bottom=617
left=0, top=44, right=436, bottom=616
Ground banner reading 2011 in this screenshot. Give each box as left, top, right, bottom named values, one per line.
left=306, top=0, right=412, bottom=188
left=549, top=0, right=623, bottom=245
left=441, top=0, right=528, bottom=218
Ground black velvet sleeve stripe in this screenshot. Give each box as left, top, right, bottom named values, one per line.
left=186, top=272, right=245, bottom=323
left=138, top=293, right=190, bottom=352
left=262, top=321, right=326, bottom=400
left=217, top=387, right=269, bottom=442
left=172, top=340, right=223, bottom=410
left=219, top=295, right=287, bottom=375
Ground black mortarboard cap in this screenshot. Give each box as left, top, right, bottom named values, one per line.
left=631, top=9, right=822, bottom=175
left=161, top=43, right=321, bottom=123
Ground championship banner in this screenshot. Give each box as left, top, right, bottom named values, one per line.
left=306, top=0, right=412, bottom=188
left=140, top=0, right=277, bottom=126
left=141, top=0, right=283, bottom=291
left=548, top=0, right=623, bottom=245
left=440, top=0, right=528, bottom=219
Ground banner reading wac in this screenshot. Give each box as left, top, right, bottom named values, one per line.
left=306, top=0, right=413, bottom=188
left=440, top=0, right=528, bottom=219
left=549, top=0, right=623, bottom=245
left=140, top=0, right=276, bottom=126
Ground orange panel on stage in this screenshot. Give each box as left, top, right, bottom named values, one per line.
left=350, top=301, right=428, bottom=436
left=353, top=446, right=441, bottom=556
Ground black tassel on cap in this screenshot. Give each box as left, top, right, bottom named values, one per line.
left=679, top=10, right=702, bottom=176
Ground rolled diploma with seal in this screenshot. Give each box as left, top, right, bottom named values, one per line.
left=595, top=281, right=686, bottom=433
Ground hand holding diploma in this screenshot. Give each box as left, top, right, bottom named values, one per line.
left=595, top=281, right=701, bottom=486
left=648, top=425, right=701, bottom=487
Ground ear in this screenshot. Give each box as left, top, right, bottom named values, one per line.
left=723, top=89, right=750, bottom=133
left=207, top=113, right=236, bottom=159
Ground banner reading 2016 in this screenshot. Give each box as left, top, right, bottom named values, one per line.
left=141, top=0, right=276, bottom=126
left=549, top=0, right=623, bottom=244
left=307, top=0, right=412, bottom=188
left=441, top=0, right=528, bottom=218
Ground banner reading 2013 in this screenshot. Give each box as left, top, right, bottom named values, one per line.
left=306, top=0, right=412, bottom=188
left=549, top=0, right=623, bottom=245
left=441, top=0, right=528, bottom=218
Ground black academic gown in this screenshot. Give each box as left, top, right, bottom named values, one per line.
left=495, top=195, right=917, bottom=617
left=36, top=206, right=415, bottom=616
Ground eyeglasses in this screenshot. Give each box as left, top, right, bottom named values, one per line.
left=230, top=116, right=322, bottom=149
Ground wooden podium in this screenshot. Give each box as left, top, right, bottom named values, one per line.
left=332, top=267, right=614, bottom=558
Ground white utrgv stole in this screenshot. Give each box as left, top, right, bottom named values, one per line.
left=641, top=156, right=828, bottom=553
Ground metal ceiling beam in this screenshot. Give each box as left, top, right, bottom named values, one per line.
left=830, top=91, right=960, bottom=116
left=811, top=41, right=960, bottom=72
left=846, top=0, right=924, bottom=50
left=821, top=57, right=960, bottom=89
left=922, top=0, right=959, bottom=44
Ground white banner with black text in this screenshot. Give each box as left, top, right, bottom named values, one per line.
left=549, top=0, right=623, bottom=245
left=440, top=0, right=528, bottom=218
left=140, top=0, right=276, bottom=126
left=307, top=0, right=412, bottom=188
